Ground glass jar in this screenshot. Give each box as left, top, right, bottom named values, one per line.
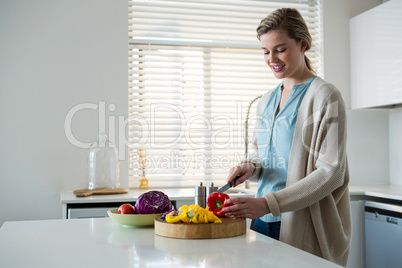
left=88, top=133, right=120, bottom=189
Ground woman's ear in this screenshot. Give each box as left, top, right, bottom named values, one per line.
left=300, top=40, right=308, bottom=52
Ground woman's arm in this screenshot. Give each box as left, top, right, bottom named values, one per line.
left=266, top=89, right=348, bottom=217
left=227, top=91, right=273, bottom=184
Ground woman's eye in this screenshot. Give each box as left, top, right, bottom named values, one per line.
left=263, top=49, right=285, bottom=55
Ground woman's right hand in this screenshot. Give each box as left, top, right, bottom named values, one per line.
left=227, top=162, right=256, bottom=187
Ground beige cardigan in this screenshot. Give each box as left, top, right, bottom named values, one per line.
left=247, top=76, right=351, bottom=266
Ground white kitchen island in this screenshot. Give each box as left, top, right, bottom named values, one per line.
left=0, top=218, right=341, bottom=268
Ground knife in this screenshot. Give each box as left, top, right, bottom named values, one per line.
left=216, top=176, right=240, bottom=193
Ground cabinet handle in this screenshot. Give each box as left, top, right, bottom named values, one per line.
left=386, top=217, right=398, bottom=224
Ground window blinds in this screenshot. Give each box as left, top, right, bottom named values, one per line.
left=128, top=0, right=322, bottom=188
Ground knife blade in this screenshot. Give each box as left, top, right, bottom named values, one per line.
left=216, top=176, right=240, bottom=193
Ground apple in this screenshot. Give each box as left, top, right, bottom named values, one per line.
left=118, top=203, right=135, bottom=214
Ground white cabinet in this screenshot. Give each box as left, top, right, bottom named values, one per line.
left=350, top=0, right=402, bottom=109
left=63, top=200, right=179, bottom=219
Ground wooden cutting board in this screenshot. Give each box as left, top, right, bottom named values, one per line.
left=154, top=217, right=246, bottom=239
left=73, top=188, right=128, bottom=197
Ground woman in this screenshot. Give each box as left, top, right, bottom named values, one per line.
left=222, top=8, right=351, bottom=266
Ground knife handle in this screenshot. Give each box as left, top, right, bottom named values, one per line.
left=229, top=175, right=240, bottom=187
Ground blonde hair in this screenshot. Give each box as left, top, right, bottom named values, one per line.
left=256, top=8, right=315, bottom=74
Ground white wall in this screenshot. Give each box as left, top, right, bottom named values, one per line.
left=0, top=0, right=127, bottom=226
left=322, top=0, right=390, bottom=186
left=390, top=108, right=402, bottom=185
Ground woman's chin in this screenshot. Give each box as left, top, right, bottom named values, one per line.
left=273, top=72, right=285, bottom=79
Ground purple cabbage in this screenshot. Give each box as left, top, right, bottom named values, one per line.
left=135, top=190, right=172, bottom=214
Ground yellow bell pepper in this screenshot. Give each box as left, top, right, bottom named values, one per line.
left=179, top=205, right=189, bottom=212
left=214, top=218, right=222, bottom=224
left=164, top=204, right=222, bottom=224
left=165, top=211, right=185, bottom=223
left=198, top=214, right=204, bottom=223
left=189, top=204, right=200, bottom=211
left=181, top=214, right=190, bottom=223
left=203, top=214, right=208, bottom=224
left=191, top=212, right=199, bottom=223
left=178, top=205, right=189, bottom=223
left=207, top=211, right=216, bottom=222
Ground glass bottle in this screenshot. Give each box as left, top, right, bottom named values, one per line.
left=88, top=133, right=120, bottom=189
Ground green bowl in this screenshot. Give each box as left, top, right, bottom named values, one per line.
left=107, top=208, right=163, bottom=227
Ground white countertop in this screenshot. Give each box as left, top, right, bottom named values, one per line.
left=62, top=184, right=402, bottom=205
left=60, top=188, right=256, bottom=204
left=349, top=184, right=402, bottom=201
left=0, top=218, right=341, bottom=268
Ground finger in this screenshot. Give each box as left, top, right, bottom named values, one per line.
left=234, top=175, right=246, bottom=186
left=232, top=175, right=248, bottom=187
left=225, top=211, right=251, bottom=218
left=232, top=166, right=252, bottom=186
left=224, top=205, right=253, bottom=217
left=222, top=202, right=240, bottom=213
left=228, top=165, right=247, bottom=183
left=224, top=204, right=256, bottom=217
left=226, top=168, right=240, bottom=183
left=224, top=197, right=246, bottom=205
left=228, top=166, right=235, bottom=175
left=222, top=199, right=235, bottom=208
left=222, top=203, right=241, bottom=213
left=223, top=199, right=251, bottom=213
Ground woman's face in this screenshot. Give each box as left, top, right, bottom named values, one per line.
left=260, top=29, right=306, bottom=80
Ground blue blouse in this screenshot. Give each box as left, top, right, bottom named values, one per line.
left=256, top=76, right=316, bottom=222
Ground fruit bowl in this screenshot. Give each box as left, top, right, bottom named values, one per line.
left=107, top=208, right=163, bottom=227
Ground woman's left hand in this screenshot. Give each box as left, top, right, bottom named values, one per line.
left=222, top=197, right=270, bottom=219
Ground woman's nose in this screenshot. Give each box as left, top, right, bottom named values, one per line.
left=266, top=53, right=275, bottom=64
left=268, top=53, right=277, bottom=63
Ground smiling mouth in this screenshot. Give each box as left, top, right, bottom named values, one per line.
left=272, top=65, right=284, bottom=69
left=272, top=64, right=285, bottom=72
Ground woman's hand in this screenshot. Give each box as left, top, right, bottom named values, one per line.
left=222, top=197, right=270, bottom=219
left=227, top=162, right=256, bottom=186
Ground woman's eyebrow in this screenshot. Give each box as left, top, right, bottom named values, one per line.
left=261, top=43, right=287, bottom=49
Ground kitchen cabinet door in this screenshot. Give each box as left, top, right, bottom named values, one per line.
left=350, top=0, right=402, bottom=109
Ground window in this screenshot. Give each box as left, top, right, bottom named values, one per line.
left=128, top=0, right=322, bottom=188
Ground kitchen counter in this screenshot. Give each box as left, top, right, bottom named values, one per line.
left=349, top=184, right=402, bottom=202
left=60, top=184, right=402, bottom=220
left=60, top=188, right=256, bottom=204
left=0, top=218, right=341, bottom=268
left=61, top=184, right=402, bottom=205
left=60, top=188, right=256, bottom=219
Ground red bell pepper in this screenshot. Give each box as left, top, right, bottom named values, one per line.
left=207, top=192, right=230, bottom=217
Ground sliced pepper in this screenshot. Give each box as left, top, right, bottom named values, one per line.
left=207, top=211, right=218, bottom=222
left=189, top=204, right=200, bottom=211
left=179, top=205, right=189, bottom=212
left=199, top=214, right=206, bottom=223
left=165, top=203, right=222, bottom=224
left=191, top=213, right=199, bottom=224
left=186, top=209, right=196, bottom=220
left=207, top=192, right=230, bottom=217
left=178, top=205, right=191, bottom=223
left=214, top=218, right=222, bottom=224
left=203, top=214, right=208, bottom=224
left=165, top=211, right=186, bottom=223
